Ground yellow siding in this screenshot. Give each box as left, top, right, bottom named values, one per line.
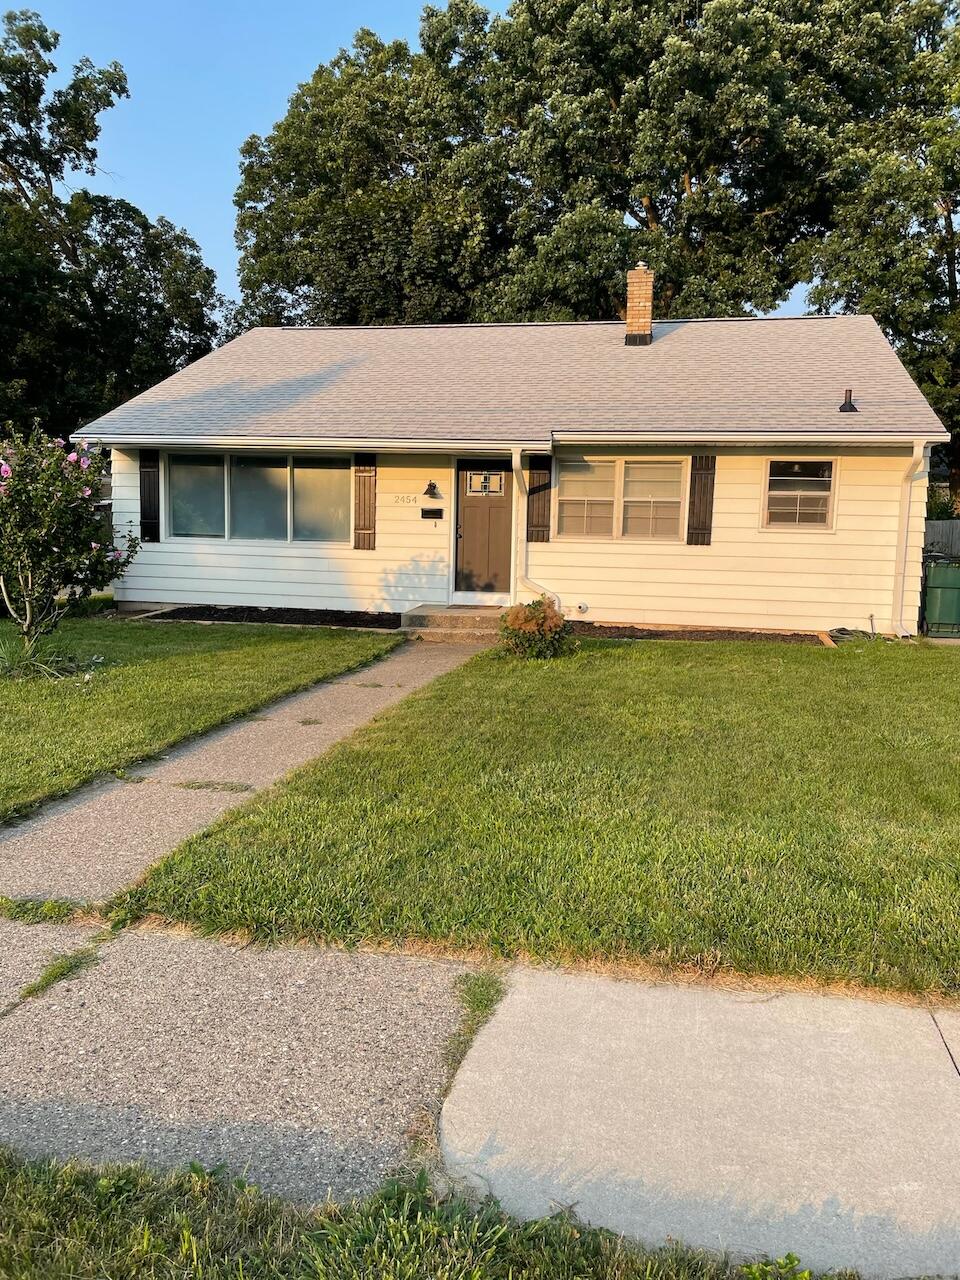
left=527, top=447, right=928, bottom=634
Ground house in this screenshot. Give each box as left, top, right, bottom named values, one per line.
left=77, top=266, right=947, bottom=636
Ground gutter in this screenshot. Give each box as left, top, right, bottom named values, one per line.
left=511, top=448, right=558, bottom=605
left=71, top=433, right=547, bottom=453
left=553, top=431, right=947, bottom=447
left=891, top=440, right=927, bottom=636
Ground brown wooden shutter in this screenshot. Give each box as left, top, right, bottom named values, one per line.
left=353, top=453, right=377, bottom=549
left=526, top=455, right=552, bottom=543
left=686, top=455, right=716, bottom=545
left=139, top=449, right=160, bottom=542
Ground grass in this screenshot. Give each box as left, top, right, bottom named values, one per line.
left=0, top=618, right=400, bottom=821
left=19, top=943, right=100, bottom=1000
left=0, top=897, right=78, bottom=924
left=116, top=638, right=960, bottom=996
left=0, top=1149, right=835, bottom=1279
left=445, top=970, right=506, bottom=1076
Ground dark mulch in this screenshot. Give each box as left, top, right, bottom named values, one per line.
left=157, top=605, right=402, bottom=630
left=571, top=621, right=823, bottom=645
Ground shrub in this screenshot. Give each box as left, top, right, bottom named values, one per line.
left=498, top=595, right=578, bottom=659
left=0, top=430, right=137, bottom=671
left=927, top=484, right=957, bottom=519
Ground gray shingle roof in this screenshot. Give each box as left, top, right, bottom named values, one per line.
left=80, top=314, right=947, bottom=447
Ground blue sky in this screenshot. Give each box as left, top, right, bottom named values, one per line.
left=41, top=1, right=806, bottom=314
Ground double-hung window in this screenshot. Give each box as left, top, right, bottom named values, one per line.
left=166, top=453, right=351, bottom=542
left=764, top=460, right=835, bottom=527
left=556, top=457, right=685, bottom=540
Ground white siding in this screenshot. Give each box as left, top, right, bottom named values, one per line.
left=528, top=447, right=929, bottom=634
left=112, top=444, right=929, bottom=634
left=111, top=450, right=454, bottom=612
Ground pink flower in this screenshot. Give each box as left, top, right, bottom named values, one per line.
left=54, top=438, right=65, bottom=447
left=82, top=486, right=92, bottom=497
left=80, top=456, right=90, bottom=469
left=66, top=451, right=78, bottom=463
left=112, top=549, right=123, bottom=561
left=90, top=542, right=100, bottom=550
left=0, top=462, right=10, bottom=479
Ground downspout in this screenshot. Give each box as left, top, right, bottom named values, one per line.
left=891, top=440, right=927, bottom=636
left=511, top=448, right=559, bottom=605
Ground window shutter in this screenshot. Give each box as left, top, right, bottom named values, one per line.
left=139, top=449, right=160, bottom=542
left=526, top=455, right=552, bottom=543
left=686, top=454, right=716, bottom=545
left=353, top=453, right=377, bottom=549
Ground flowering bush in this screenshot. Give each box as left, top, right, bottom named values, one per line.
left=498, top=595, right=578, bottom=659
left=0, top=430, right=138, bottom=666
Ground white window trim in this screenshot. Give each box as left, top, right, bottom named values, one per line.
left=759, top=456, right=840, bottom=533
left=161, top=450, right=355, bottom=547
left=551, top=454, right=690, bottom=542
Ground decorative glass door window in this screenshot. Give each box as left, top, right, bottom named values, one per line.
left=467, top=470, right=505, bottom=496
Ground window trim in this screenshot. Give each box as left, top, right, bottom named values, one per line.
left=551, top=454, right=689, bottom=542
left=760, top=456, right=839, bottom=533
left=161, top=450, right=354, bottom=546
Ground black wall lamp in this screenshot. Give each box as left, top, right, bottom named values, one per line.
left=423, top=480, right=441, bottom=498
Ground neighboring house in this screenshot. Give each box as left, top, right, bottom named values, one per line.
left=76, top=266, right=947, bottom=635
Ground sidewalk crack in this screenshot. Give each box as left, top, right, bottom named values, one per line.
left=930, top=1011, right=960, bottom=1079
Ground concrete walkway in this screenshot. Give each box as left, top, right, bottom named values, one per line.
left=442, top=968, right=960, bottom=1280
left=0, top=929, right=464, bottom=1201
left=0, top=640, right=476, bottom=902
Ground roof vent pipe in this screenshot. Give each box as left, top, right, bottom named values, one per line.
left=839, top=388, right=858, bottom=413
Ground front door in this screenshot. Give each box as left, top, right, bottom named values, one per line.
left=455, top=459, right=513, bottom=597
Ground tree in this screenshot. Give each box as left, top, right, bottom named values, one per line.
left=0, top=10, right=221, bottom=435
left=808, top=3, right=960, bottom=503
left=235, top=1, right=512, bottom=326
left=0, top=431, right=138, bottom=667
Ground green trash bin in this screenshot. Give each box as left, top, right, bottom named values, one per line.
left=924, top=561, right=960, bottom=635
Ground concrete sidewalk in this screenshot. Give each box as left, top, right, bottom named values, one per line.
left=0, top=641, right=476, bottom=902
left=442, top=968, right=960, bottom=1280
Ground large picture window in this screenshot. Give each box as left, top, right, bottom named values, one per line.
left=166, top=453, right=352, bottom=543
left=556, top=457, right=685, bottom=540
left=293, top=457, right=351, bottom=541
left=168, top=454, right=225, bottom=537
left=765, top=460, right=835, bottom=527
left=230, top=455, right=288, bottom=540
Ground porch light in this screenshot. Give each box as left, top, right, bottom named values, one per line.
left=423, top=480, right=441, bottom=498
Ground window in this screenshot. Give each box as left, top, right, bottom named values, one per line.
left=293, top=457, right=351, bottom=541
left=168, top=454, right=225, bottom=537
left=165, top=453, right=352, bottom=542
left=556, top=457, right=685, bottom=540
left=765, top=460, right=834, bottom=527
left=557, top=460, right=616, bottom=536
left=230, top=455, right=288, bottom=540
left=622, top=461, right=684, bottom=539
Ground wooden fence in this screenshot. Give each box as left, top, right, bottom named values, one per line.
left=925, top=520, right=960, bottom=555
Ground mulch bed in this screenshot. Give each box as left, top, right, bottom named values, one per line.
left=157, top=605, right=402, bottom=630
left=571, top=621, right=823, bottom=644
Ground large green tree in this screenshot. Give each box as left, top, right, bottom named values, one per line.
left=235, top=1, right=512, bottom=326
left=808, top=3, right=960, bottom=499
left=0, top=10, right=221, bottom=434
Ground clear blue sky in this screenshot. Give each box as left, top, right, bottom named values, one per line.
left=41, top=0, right=806, bottom=315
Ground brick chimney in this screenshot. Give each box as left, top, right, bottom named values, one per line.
left=625, top=261, right=654, bottom=346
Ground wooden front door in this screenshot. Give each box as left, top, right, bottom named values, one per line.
left=455, top=459, right=513, bottom=594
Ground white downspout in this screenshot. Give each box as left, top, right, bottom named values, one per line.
left=511, top=448, right=559, bottom=605
left=891, top=440, right=926, bottom=636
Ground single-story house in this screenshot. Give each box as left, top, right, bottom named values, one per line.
left=76, top=265, right=947, bottom=635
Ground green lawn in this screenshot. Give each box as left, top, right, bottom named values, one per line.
left=0, top=619, right=399, bottom=821
left=117, top=638, right=960, bottom=995
left=0, top=1149, right=832, bottom=1280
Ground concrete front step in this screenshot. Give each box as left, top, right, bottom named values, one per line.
left=406, top=628, right=498, bottom=646
left=400, top=605, right=503, bottom=633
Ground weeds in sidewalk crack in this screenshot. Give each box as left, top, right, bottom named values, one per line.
left=0, top=896, right=80, bottom=924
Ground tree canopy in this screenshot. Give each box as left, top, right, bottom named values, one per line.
left=0, top=9, right=221, bottom=436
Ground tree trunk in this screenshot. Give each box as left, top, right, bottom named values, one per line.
left=948, top=433, right=960, bottom=514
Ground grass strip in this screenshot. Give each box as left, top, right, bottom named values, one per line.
left=0, top=1148, right=845, bottom=1280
